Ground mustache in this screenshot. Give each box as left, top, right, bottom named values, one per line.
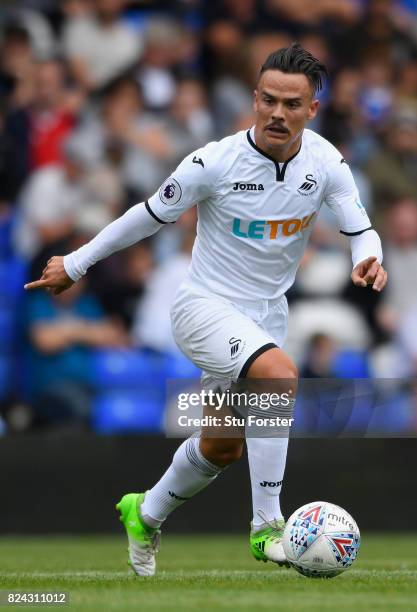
left=265, top=123, right=289, bottom=133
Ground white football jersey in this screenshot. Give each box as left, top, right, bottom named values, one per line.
left=147, top=127, right=371, bottom=302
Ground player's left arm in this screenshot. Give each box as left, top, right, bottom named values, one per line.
left=323, top=158, right=387, bottom=292
left=24, top=143, right=218, bottom=294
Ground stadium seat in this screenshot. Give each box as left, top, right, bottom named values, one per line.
left=0, top=215, right=13, bottom=258
left=0, top=302, right=17, bottom=351
left=0, top=257, right=27, bottom=301
left=163, top=352, right=201, bottom=379
left=294, top=380, right=371, bottom=435
left=90, top=348, right=166, bottom=388
left=0, top=354, right=12, bottom=400
left=90, top=348, right=201, bottom=389
left=92, top=390, right=165, bottom=434
left=333, top=349, right=370, bottom=378
left=366, top=390, right=414, bottom=434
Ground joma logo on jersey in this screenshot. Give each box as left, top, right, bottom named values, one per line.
left=233, top=182, right=264, bottom=191
left=232, top=212, right=315, bottom=239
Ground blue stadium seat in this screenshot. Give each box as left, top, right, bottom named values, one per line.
left=0, top=257, right=27, bottom=301
left=92, top=390, right=165, bottom=433
left=90, top=348, right=201, bottom=390
left=367, top=391, right=414, bottom=434
left=163, top=352, right=201, bottom=379
left=90, top=348, right=167, bottom=388
left=333, top=350, right=370, bottom=378
left=0, top=354, right=12, bottom=399
left=0, top=215, right=13, bottom=258
left=294, top=381, right=371, bottom=436
left=0, top=302, right=16, bottom=351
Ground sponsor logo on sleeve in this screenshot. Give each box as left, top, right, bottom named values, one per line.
left=192, top=156, right=204, bottom=168
left=355, top=198, right=367, bottom=216
left=159, top=178, right=182, bottom=206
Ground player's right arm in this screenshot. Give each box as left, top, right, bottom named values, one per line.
left=24, top=144, right=217, bottom=295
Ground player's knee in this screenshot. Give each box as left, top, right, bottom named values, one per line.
left=215, top=442, right=244, bottom=465
left=246, top=348, right=298, bottom=381
left=200, top=439, right=244, bottom=467
left=279, top=360, right=298, bottom=381
left=254, top=359, right=298, bottom=381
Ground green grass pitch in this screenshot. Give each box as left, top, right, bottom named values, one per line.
left=0, top=534, right=416, bottom=611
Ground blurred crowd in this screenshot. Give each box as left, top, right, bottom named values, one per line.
left=0, top=0, right=417, bottom=432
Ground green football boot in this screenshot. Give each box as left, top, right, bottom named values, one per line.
left=116, top=492, right=160, bottom=577
left=250, top=517, right=289, bottom=566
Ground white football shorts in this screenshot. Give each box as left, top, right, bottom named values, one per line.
left=170, top=280, right=289, bottom=388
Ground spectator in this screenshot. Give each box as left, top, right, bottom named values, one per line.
left=60, top=0, right=91, bottom=20
left=1, top=0, right=417, bottom=429
left=365, top=108, right=417, bottom=209
left=4, top=59, right=80, bottom=197
left=0, top=23, right=35, bottom=109
left=71, top=77, right=185, bottom=200
left=167, top=78, right=214, bottom=149
left=25, top=276, right=128, bottom=425
left=4, top=7, right=56, bottom=60
left=135, top=17, right=183, bottom=111
left=359, top=60, right=393, bottom=128
left=63, top=0, right=142, bottom=92
left=211, top=32, right=291, bottom=136
left=89, top=240, right=154, bottom=330
left=300, top=333, right=337, bottom=378
left=377, top=198, right=417, bottom=333
left=266, top=0, right=360, bottom=33
left=334, top=0, right=417, bottom=66
left=13, top=138, right=118, bottom=259
left=320, top=68, right=377, bottom=165
left=132, top=209, right=196, bottom=353
left=395, top=60, right=417, bottom=115
left=396, top=308, right=417, bottom=377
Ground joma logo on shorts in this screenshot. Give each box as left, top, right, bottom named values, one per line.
left=232, top=212, right=315, bottom=239
left=233, top=182, right=264, bottom=191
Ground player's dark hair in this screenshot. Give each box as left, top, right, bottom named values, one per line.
left=260, top=43, right=327, bottom=93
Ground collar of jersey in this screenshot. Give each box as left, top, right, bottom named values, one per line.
left=246, top=127, right=302, bottom=182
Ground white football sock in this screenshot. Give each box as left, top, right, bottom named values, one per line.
left=246, top=436, right=289, bottom=529
left=141, top=436, right=222, bottom=526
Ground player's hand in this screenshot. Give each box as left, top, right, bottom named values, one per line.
left=24, top=256, right=75, bottom=295
left=351, top=256, right=387, bottom=292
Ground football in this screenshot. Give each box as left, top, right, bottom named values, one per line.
left=282, top=501, right=360, bottom=578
